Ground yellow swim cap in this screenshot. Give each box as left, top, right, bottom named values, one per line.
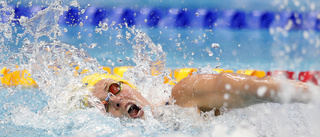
left=81, top=73, right=137, bottom=91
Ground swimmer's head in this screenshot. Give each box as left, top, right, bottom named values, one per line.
left=82, top=73, right=151, bottom=119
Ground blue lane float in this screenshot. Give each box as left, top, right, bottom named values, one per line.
left=189, top=9, right=218, bottom=28
left=247, top=11, right=275, bottom=29
left=5, top=5, right=320, bottom=30
left=270, top=11, right=303, bottom=30
left=302, top=11, right=320, bottom=30
left=135, top=8, right=162, bottom=27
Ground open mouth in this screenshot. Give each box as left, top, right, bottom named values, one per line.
left=127, top=104, right=143, bottom=118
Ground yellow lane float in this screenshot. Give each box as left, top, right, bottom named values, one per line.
left=174, top=68, right=197, bottom=82
left=151, top=68, right=175, bottom=85
left=101, top=66, right=111, bottom=74
left=212, top=68, right=234, bottom=73
left=113, top=66, right=133, bottom=77
left=0, top=67, right=37, bottom=88
left=1, top=66, right=271, bottom=88
left=236, top=70, right=266, bottom=78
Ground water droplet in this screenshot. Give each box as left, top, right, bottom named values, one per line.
left=89, top=43, right=97, bottom=48
left=188, top=60, right=194, bottom=65
left=225, top=84, right=231, bottom=90
left=211, top=43, right=220, bottom=48
left=303, top=31, right=309, bottom=39
left=223, top=93, right=230, bottom=100
left=144, top=19, right=147, bottom=23
left=195, top=12, right=199, bottom=17
left=117, top=58, right=123, bottom=62
left=95, top=28, right=100, bottom=33
left=81, top=9, right=85, bottom=14
left=107, top=59, right=112, bottom=64
left=111, top=21, right=116, bottom=26
left=101, top=23, right=108, bottom=31
left=238, top=44, right=241, bottom=47
left=117, top=33, right=123, bottom=39
left=257, top=86, right=267, bottom=97
left=215, top=63, right=221, bottom=69
left=63, top=28, right=68, bottom=32
left=216, top=57, right=219, bottom=61
left=126, top=31, right=131, bottom=40
left=176, top=43, right=181, bottom=47
left=118, top=24, right=123, bottom=28
left=208, top=52, right=213, bottom=56
left=28, top=1, right=32, bottom=7
left=310, top=2, right=315, bottom=10
left=116, top=41, right=122, bottom=46
left=19, top=16, right=28, bottom=26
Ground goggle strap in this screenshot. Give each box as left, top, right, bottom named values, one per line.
left=105, top=93, right=111, bottom=102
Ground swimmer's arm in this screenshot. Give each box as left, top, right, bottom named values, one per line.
left=171, top=73, right=312, bottom=113
left=227, top=73, right=311, bottom=103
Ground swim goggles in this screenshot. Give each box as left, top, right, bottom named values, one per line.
left=101, top=82, right=122, bottom=112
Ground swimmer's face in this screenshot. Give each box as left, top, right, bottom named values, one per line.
left=92, top=79, right=151, bottom=119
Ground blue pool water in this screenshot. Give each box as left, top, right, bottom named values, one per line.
left=1, top=0, right=320, bottom=136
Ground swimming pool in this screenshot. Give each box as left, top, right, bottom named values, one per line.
left=1, top=0, right=320, bottom=136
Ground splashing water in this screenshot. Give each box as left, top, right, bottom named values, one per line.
left=124, top=31, right=172, bottom=105
left=0, top=0, right=320, bottom=136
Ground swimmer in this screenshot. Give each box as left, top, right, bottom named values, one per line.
left=82, top=72, right=315, bottom=119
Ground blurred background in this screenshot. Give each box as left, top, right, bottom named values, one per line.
left=4, top=0, right=320, bottom=71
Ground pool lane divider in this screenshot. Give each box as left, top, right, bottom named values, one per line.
left=2, top=5, right=319, bottom=30
left=1, top=66, right=320, bottom=88
left=266, top=70, right=296, bottom=80
left=298, top=71, right=320, bottom=85
left=0, top=67, right=38, bottom=88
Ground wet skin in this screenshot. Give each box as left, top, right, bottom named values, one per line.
left=92, top=73, right=313, bottom=118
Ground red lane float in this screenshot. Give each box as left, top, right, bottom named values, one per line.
left=298, top=71, right=320, bottom=85
left=266, top=70, right=296, bottom=80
